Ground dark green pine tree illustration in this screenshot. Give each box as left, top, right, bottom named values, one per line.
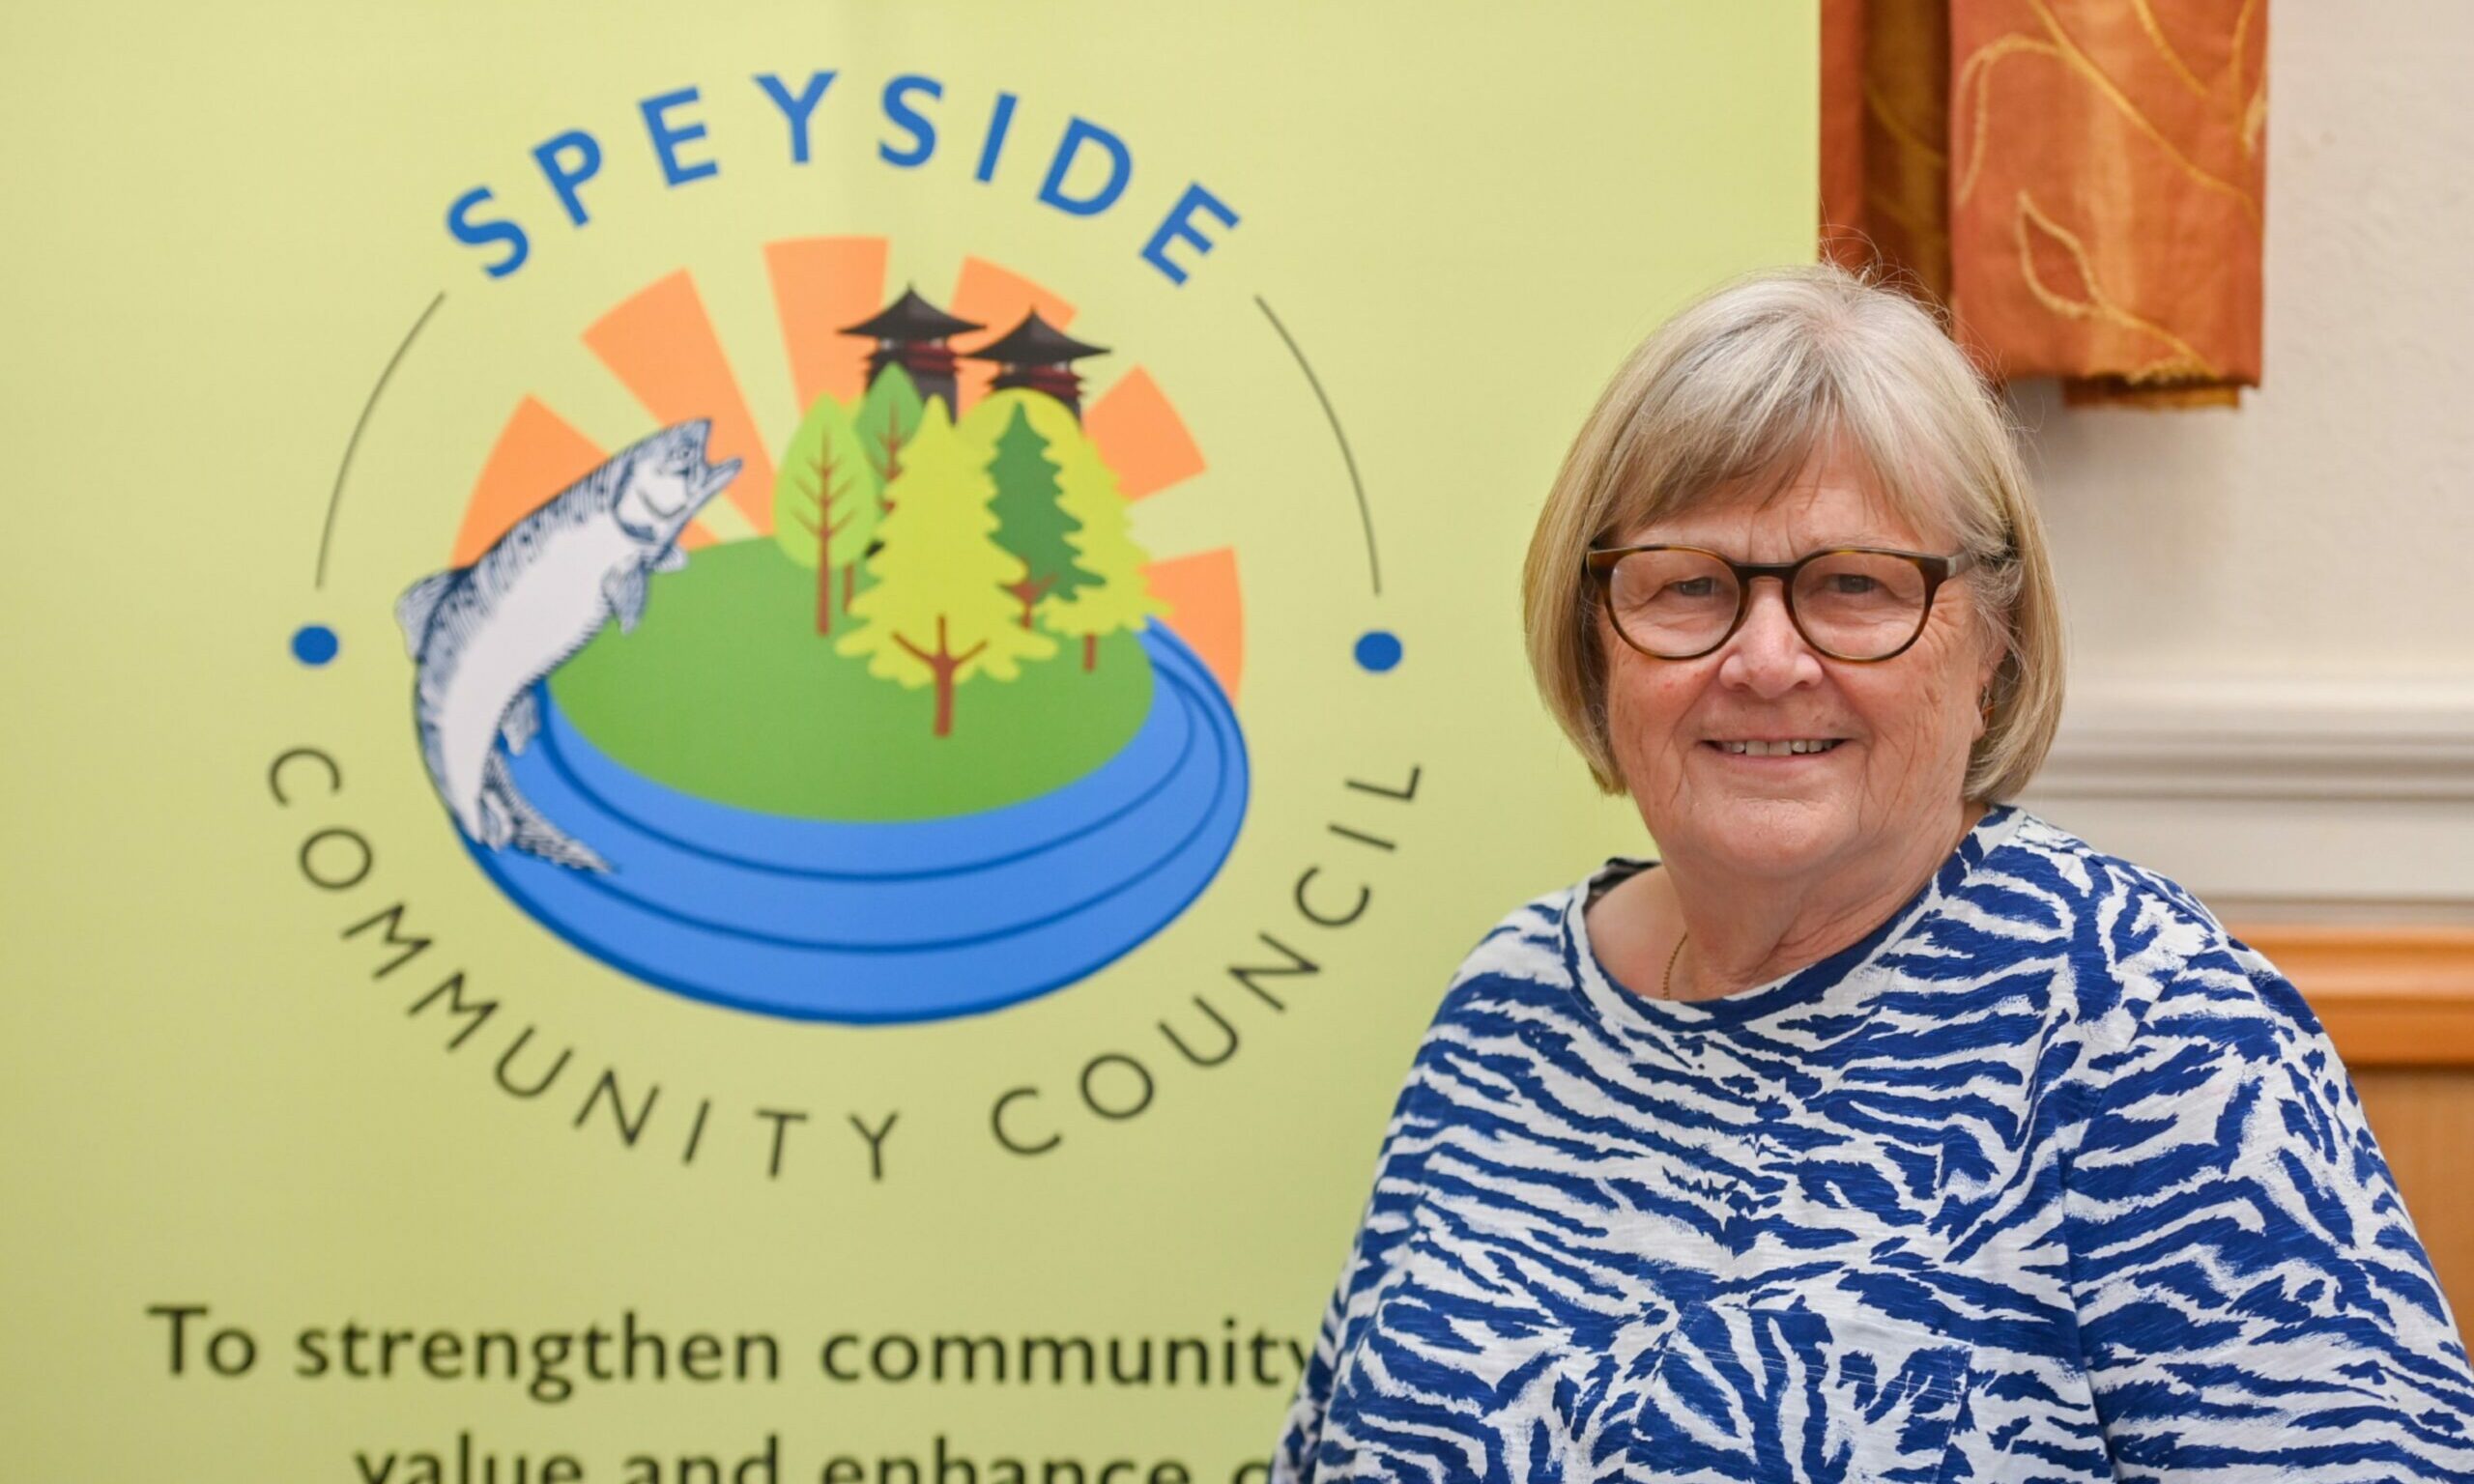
left=987, top=402, right=1094, bottom=629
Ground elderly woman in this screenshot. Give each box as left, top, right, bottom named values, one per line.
left=1272, top=266, right=2474, bottom=1481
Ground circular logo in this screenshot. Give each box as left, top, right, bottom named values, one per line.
left=394, top=249, right=1250, bottom=1023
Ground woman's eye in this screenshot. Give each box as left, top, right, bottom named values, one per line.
left=1828, top=573, right=1879, bottom=595
left=1667, top=577, right=1718, bottom=599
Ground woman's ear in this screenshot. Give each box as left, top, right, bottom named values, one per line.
left=1968, top=608, right=2007, bottom=739
left=1971, top=643, right=2008, bottom=741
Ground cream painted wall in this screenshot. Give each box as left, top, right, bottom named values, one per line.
left=2012, top=2, right=2474, bottom=917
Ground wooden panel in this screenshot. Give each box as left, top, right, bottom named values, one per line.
left=2235, top=925, right=2474, bottom=1068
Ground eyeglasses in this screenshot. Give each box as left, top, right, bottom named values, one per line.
left=1584, top=544, right=1977, bottom=662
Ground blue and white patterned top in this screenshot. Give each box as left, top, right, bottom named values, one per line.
left=1273, top=805, right=2474, bottom=1481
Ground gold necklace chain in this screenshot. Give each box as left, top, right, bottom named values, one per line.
left=1660, top=929, right=1687, bottom=1000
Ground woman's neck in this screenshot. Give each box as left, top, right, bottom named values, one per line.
left=1653, top=800, right=1989, bottom=999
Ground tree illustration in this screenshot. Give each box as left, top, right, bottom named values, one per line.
left=980, top=400, right=1094, bottom=629
left=1000, top=397, right=1165, bottom=671
left=771, top=394, right=880, bottom=633
left=857, top=363, right=928, bottom=505
left=836, top=401, right=1055, bottom=736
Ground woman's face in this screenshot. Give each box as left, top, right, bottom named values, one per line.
left=1599, top=442, right=2001, bottom=881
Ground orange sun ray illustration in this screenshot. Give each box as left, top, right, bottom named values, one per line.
left=1144, top=547, right=1243, bottom=701
left=584, top=271, right=778, bottom=533
left=1086, top=369, right=1206, bottom=502
left=453, top=397, right=611, bottom=564
left=948, top=258, right=1077, bottom=413
left=766, top=237, right=892, bottom=413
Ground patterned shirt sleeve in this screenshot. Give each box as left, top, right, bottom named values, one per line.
left=1269, top=1016, right=1453, bottom=1483
left=2063, top=934, right=2474, bottom=1479
left=1269, top=1243, right=1351, bottom=1483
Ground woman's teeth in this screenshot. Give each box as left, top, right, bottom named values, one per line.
left=1716, top=739, right=1843, bottom=756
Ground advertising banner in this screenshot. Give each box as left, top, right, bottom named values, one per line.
left=1, top=4, right=1814, bottom=1477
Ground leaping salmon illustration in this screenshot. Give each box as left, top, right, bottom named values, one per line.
left=396, top=419, right=741, bottom=871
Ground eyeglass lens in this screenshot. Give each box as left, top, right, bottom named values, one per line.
left=1605, top=550, right=1932, bottom=659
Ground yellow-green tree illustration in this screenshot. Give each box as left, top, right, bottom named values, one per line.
left=771, top=393, right=879, bottom=634
left=1020, top=400, right=1165, bottom=671
left=857, top=364, right=927, bottom=503
left=837, top=402, right=1055, bottom=736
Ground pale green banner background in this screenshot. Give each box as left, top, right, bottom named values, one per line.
left=0, top=3, right=1813, bottom=1477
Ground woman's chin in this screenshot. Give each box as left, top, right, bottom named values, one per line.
left=1656, top=798, right=1856, bottom=879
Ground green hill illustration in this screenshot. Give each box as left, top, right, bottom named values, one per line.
left=548, top=297, right=1168, bottom=823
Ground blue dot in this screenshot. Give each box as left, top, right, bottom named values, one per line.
left=292, top=624, right=340, bottom=667
left=1354, top=630, right=1402, bottom=673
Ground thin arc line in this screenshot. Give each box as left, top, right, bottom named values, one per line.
left=315, top=290, right=446, bottom=589
left=1255, top=295, right=1380, bottom=597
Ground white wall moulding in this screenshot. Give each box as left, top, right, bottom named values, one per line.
left=2019, top=677, right=2474, bottom=919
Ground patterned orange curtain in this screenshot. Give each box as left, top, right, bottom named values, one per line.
left=1822, top=0, right=2267, bottom=407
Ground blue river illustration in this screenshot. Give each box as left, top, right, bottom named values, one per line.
left=468, top=626, right=1249, bottom=1023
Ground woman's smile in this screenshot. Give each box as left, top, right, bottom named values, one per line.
left=1699, top=736, right=1851, bottom=760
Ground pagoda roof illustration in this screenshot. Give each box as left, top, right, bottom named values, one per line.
left=840, top=286, right=983, bottom=342
left=964, top=311, right=1110, bottom=367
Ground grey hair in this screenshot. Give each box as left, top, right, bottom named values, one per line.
left=1520, top=263, right=2064, bottom=803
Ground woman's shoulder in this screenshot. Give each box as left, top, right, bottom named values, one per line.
left=1443, top=873, right=1596, bottom=986
left=1985, top=810, right=2248, bottom=958
left=1984, top=809, right=2319, bottom=1062
left=1989, top=808, right=2227, bottom=931
left=1422, top=861, right=1648, bottom=1015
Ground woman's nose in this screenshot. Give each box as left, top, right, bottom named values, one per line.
left=1716, top=578, right=1825, bottom=696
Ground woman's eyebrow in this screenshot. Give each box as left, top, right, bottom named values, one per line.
left=1622, top=532, right=1918, bottom=553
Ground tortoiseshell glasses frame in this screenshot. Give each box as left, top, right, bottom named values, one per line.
left=1583, top=545, right=1977, bottom=663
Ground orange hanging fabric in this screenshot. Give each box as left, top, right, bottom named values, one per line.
left=1822, top=0, right=2267, bottom=406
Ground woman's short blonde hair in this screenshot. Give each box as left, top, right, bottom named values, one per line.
left=1520, top=263, right=2063, bottom=803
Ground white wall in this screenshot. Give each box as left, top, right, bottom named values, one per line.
left=2013, top=1, right=2474, bottom=921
